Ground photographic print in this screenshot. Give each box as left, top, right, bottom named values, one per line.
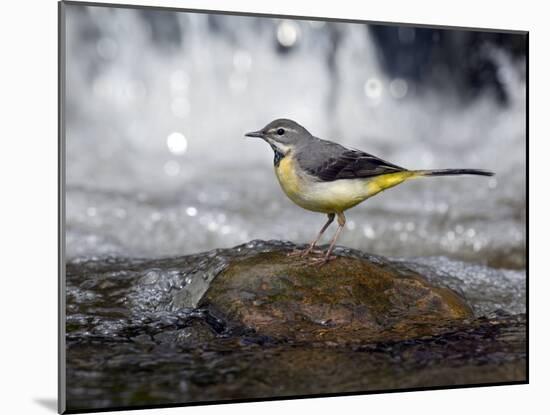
left=59, top=1, right=527, bottom=412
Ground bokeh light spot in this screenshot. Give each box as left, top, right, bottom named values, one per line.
left=186, top=207, right=198, bottom=217
left=166, top=132, right=188, bottom=155
left=277, top=20, right=299, bottom=48
left=389, top=78, right=408, bottom=99
left=364, top=78, right=383, bottom=99
left=163, top=160, right=180, bottom=176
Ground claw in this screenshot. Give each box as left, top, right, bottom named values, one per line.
left=305, top=248, right=326, bottom=256
left=308, top=255, right=338, bottom=266
left=287, top=249, right=307, bottom=257
left=287, top=247, right=325, bottom=257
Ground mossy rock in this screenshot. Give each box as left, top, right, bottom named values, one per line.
left=200, top=251, right=473, bottom=343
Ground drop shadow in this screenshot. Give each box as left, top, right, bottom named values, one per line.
left=34, top=398, right=57, bottom=412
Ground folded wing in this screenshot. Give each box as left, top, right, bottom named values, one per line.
left=297, top=138, right=406, bottom=182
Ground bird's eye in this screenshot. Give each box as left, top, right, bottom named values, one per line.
left=277, top=128, right=285, bottom=135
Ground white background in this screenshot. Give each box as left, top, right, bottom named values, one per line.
left=0, top=0, right=542, bottom=414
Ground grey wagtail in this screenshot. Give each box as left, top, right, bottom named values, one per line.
left=245, top=118, right=494, bottom=265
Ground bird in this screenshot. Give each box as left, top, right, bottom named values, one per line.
left=245, top=118, right=494, bottom=265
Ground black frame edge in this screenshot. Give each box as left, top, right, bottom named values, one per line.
left=58, top=1, right=67, bottom=414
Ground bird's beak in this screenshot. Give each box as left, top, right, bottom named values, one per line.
left=245, top=130, right=265, bottom=138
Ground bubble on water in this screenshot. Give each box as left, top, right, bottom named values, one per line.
left=185, top=207, right=197, bottom=217
left=277, top=20, right=299, bottom=48
left=87, top=207, right=97, bottom=217
left=166, top=132, right=188, bottom=155
left=347, top=220, right=356, bottom=230
left=488, top=177, right=498, bottom=189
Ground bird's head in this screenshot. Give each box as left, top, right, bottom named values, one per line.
left=245, top=118, right=312, bottom=155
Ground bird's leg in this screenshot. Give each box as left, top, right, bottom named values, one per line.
left=309, top=212, right=346, bottom=266
left=288, top=213, right=335, bottom=257
left=304, top=213, right=336, bottom=255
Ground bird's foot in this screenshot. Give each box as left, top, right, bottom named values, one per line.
left=307, top=254, right=338, bottom=266
left=287, top=247, right=324, bottom=257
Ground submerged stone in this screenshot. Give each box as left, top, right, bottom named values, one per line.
left=200, top=251, right=474, bottom=342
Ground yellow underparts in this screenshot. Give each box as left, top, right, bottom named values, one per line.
left=275, top=155, right=419, bottom=214
left=366, top=170, right=419, bottom=197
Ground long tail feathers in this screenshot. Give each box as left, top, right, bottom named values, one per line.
left=414, top=169, right=495, bottom=177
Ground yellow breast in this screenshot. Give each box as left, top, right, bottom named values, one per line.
left=275, top=155, right=303, bottom=202
left=274, top=155, right=366, bottom=213
left=274, top=155, right=417, bottom=213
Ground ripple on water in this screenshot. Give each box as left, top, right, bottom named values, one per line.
left=392, top=256, right=525, bottom=317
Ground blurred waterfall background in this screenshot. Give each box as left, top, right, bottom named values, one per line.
left=64, top=4, right=526, bottom=269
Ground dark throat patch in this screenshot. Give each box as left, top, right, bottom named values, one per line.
left=271, top=145, right=285, bottom=167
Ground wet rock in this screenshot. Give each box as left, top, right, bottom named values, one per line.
left=175, top=319, right=218, bottom=344
left=200, top=251, right=473, bottom=342
left=132, top=333, right=155, bottom=345
left=65, top=242, right=525, bottom=410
